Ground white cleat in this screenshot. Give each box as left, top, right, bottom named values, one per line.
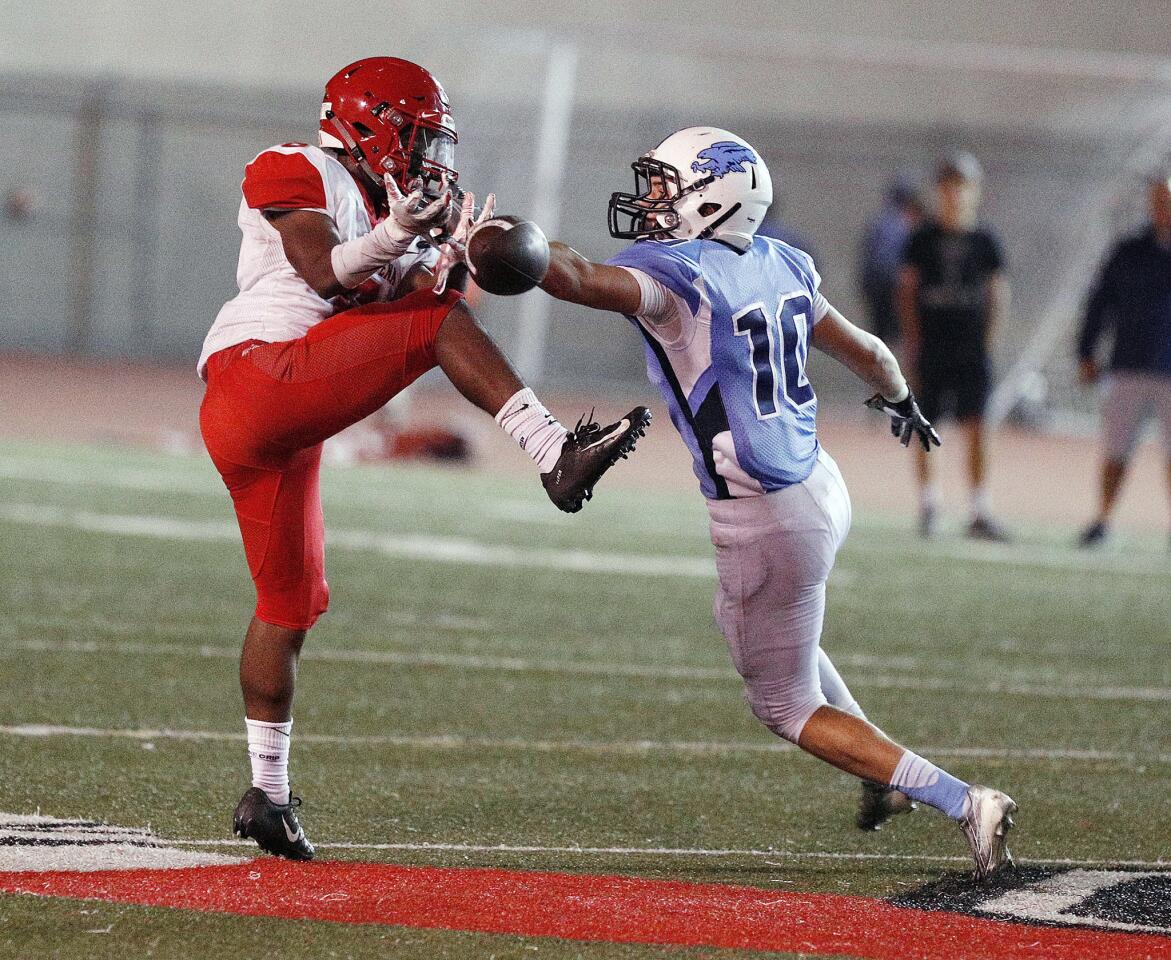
left=960, top=784, right=1017, bottom=882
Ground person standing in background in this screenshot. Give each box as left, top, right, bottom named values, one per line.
left=1076, top=174, right=1171, bottom=548
left=859, top=176, right=923, bottom=346
left=898, top=152, right=1011, bottom=540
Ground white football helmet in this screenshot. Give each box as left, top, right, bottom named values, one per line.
left=608, top=127, right=772, bottom=251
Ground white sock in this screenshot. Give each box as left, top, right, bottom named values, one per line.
left=890, top=749, right=970, bottom=819
left=495, top=388, right=568, bottom=474
left=245, top=717, right=292, bottom=805
left=920, top=484, right=940, bottom=513
left=971, top=486, right=991, bottom=520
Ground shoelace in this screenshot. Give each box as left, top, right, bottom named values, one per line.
left=570, top=408, right=602, bottom=444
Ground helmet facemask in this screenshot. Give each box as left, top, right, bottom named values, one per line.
left=397, top=122, right=457, bottom=198
left=324, top=110, right=458, bottom=198
left=609, top=158, right=715, bottom=241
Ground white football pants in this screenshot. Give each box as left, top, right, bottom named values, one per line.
left=707, top=449, right=862, bottom=744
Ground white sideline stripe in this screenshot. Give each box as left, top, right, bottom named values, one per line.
left=845, top=533, right=1171, bottom=576
left=0, top=812, right=246, bottom=872
left=0, top=460, right=712, bottom=540
left=168, top=837, right=1171, bottom=870
left=0, top=461, right=220, bottom=497
left=0, top=611, right=496, bottom=639
left=2, top=637, right=909, bottom=677
left=0, top=502, right=718, bottom=580
left=6, top=636, right=1167, bottom=702
left=3, top=463, right=1170, bottom=576
left=2, top=724, right=1167, bottom=765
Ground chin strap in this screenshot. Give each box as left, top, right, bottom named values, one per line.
left=697, top=201, right=742, bottom=242
left=323, top=113, right=384, bottom=184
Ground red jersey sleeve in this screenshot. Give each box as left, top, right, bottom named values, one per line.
left=242, top=150, right=328, bottom=212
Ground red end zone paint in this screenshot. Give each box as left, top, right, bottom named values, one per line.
left=2, top=861, right=1168, bottom=959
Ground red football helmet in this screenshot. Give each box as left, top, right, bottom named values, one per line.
left=318, top=57, right=457, bottom=192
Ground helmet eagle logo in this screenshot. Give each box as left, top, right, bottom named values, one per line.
left=690, top=141, right=758, bottom=179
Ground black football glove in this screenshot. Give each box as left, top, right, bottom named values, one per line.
left=865, top=391, right=942, bottom=451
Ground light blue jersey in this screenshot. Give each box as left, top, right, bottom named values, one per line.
left=607, top=236, right=827, bottom=500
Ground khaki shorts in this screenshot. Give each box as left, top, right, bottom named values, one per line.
left=1102, top=371, right=1171, bottom=462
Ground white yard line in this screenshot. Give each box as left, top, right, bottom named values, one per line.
left=0, top=611, right=495, bottom=639
left=165, top=836, right=1171, bottom=870
left=0, top=461, right=220, bottom=497
left=0, top=502, right=718, bottom=580
left=2, top=465, right=1169, bottom=576
left=843, top=535, right=1171, bottom=575
left=0, top=460, right=709, bottom=538
left=2, top=808, right=1163, bottom=871
left=4, top=636, right=1165, bottom=702
left=1, top=723, right=1166, bottom=765
left=1, top=636, right=905, bottom=677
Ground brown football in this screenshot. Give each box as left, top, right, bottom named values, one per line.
left=466, top=215, right=551, bottom=296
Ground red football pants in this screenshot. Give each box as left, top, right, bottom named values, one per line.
left=199, top=289, right=461, bottom=629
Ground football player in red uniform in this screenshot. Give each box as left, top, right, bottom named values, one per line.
left=198, top=57, right=650, bottom=859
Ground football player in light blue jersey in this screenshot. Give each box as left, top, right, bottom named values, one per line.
left=532, top=126, right=1018, bottom=881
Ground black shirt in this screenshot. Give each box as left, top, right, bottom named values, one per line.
left=903, top=221, right=1004, bottom=360
left=1077, top=229, right=1171, bottom=376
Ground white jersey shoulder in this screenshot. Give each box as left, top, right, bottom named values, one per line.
left=196, top=143, right=436, bottom=379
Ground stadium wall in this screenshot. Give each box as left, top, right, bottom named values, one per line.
left=2, top=3, right=1170, bottom=414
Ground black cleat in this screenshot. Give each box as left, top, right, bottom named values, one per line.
left=967, top=514, right=1012, bottom=543
left=542, top=407, right=651, bottom=513
left=232, top=787, right=315, bottom=861
left=1078, top=520, right=1109, bottom=548
left=857, top=780, right=918, bottom=831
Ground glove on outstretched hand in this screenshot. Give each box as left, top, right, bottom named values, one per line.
left=383, top=174, right=453, bottom=239
left=431, top=189, right=496, bottom=295
left=865, top=391, right=942, bottom=451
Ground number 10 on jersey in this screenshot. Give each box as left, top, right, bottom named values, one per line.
left=732, top=293, right=815, bottom=419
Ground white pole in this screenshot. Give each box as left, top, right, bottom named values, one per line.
left=513, top=40, right=578, bottom=382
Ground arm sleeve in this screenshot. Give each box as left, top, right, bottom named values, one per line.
left=1077, top=248, right=1120, bottom=361
left=605, top=244, right=705, bottom=316
left=242, top=151, right=329, bottom=213
left=811, top=290, right=830, bottom=322
left=616, top=266, right=691, bottom=327
left=793, top=247, right=828, bottom=323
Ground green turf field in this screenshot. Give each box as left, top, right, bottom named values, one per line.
left=0, top=439, right=1168, bottom=959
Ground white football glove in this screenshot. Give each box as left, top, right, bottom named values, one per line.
left=384, top=174, right=454, bottom=238
left=330, top=177, right=455, bottom=290
left=432, top=189, right=496, bottom=296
